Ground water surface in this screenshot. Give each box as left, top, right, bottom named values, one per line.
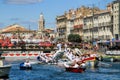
left=2, top=61, right=120, bottom=80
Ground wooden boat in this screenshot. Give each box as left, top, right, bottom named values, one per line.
left=64, top=62, right=86, bottom=73
left=81, top=57, right=96, bottom=62
left=102, top=56, right=117, bottom=62
left=65, top=67, right=85, bottom=73
left=20, top=62, right=32, bottom=70
left=81, top=57, right=99, bottom=68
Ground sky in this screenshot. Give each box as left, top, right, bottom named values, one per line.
left=0, top=0, right=113, bottom=30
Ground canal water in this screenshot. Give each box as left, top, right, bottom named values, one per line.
left=2, top=61, right=120, bottom=80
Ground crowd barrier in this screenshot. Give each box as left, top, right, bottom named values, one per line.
left=2, top=53, right=40, bottom=57
left=1, top=52, right=54, bottom=57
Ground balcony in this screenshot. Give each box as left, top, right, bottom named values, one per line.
left=74, top=24, right=83, bottom=29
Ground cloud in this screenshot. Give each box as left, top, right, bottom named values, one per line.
left=5, top=0, right=43, bottom=4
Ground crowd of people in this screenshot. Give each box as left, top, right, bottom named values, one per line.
left=0, top=33, right=55, bottom=48
left=0, top=33, right=98, bottom=51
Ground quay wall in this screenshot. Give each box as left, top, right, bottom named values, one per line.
left=1, top=51, right=56, bottom=61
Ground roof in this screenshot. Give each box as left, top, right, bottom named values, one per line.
left=2, top=24, right=30, bottom=33
left=43, top=29, right=54, bottom=33
left=84, top=10, right=110, bottom=18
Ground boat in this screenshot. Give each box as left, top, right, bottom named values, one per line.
left=19, top=62, right=32, bottom=70
left=101, top=56, right=117, bottom=62
left=65, top=67, right=85, bottom=73
left=64, top=62, right=86, bottom=73
left=0, top=65, right=11, bottom=78
left=37, top=51, right=64, bottom=64
left=81, top=56, right=99, bottom=68
left=0, top=53, right=11, bottom=78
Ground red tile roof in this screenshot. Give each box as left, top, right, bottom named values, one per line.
left=2, top=24, right=29, bottom=33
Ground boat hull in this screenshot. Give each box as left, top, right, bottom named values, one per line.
left=0, top=65, right=11, bottom=77
left=65, top=67, right=85, bottom=73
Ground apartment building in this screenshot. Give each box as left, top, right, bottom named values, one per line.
left=112, top=0, right=120, bottom=40
left=83, top=9, right=113, bottom=42
left=56, top=0, right=120, bottom=42
left=56, top=14, right=67, bottom=41
left=72, top=7, right=93, bottom=38
left=56, top=6, right=100, bottom=41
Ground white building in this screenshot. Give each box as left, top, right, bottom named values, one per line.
left=112, top=0, right=120, bottom=40
left=83, top=9, right=113, bottom=41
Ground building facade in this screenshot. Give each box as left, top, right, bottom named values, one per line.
left=72, top=6, right=99, bottom=39
left=112, top=0, right=120, bottom=40
left=56, top=6, right=100, bottom=41
left=56, top=0, right=120, bottom=42
left=56, top=14, right=67, bottom=41
left=83, top=9, right=113, bottom=42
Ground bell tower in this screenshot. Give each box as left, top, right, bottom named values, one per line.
left=38, top=13, right=45, bottom=33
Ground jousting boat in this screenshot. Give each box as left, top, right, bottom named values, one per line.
left=64, top=62, right=86, bottom=73
left=65, top=67, right=85, bottom=73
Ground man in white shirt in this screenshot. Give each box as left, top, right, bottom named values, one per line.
left=24, top=60, right=31, bottom=67
left=57, top=42, right=62, bottom=51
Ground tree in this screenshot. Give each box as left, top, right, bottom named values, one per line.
left=68, top=34, right=82, bottom=43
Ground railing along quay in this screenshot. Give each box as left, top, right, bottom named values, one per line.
left=0, top=48, right=57, bottom=51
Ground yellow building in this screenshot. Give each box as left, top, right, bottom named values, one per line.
left=56, top=6, right=100, bottom=41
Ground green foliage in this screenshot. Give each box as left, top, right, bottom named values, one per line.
left=68, top=34, right=82, bottom=43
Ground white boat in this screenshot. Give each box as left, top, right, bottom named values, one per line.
left=0, top=65, right=11, bottom=77
left=0, top=55, right=11, bottom=78
left=63, top=62, right=86, bottom=73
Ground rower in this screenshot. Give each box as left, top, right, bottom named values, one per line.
left=24, top=60, right=31, bottom=67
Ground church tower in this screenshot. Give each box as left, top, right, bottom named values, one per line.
left=38, top=13, right=45, bottom=32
